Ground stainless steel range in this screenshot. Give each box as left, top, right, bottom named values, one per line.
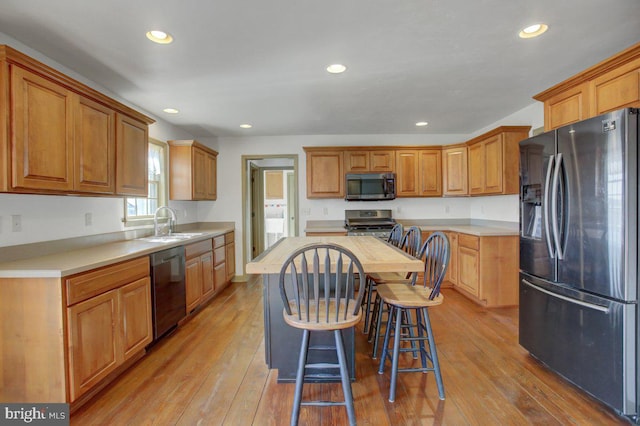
left=345, top=209, right=396, bottom=238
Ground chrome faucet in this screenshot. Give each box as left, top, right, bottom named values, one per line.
left=154, top=206, right=178, bottom=236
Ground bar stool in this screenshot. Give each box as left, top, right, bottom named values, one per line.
left=278, top=243, right=366, bottom=426
left=362, top=225, right=420, bottom=334
left=376, top=232, right=449, bottom=402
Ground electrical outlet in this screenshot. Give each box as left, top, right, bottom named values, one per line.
left=11, top=214, right=22, bottom=232
left=0, top=216, right=2, bottom=234
left=445, top=205, right=450, bottom=214
left=85, top=212, right=92, bottom=226
left=323, top=207, right=329, bottom=216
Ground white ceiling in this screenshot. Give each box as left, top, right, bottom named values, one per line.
left=1, top=0, right=639, bottom=138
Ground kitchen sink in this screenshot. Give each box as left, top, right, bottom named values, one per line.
left=138, top=232, right=207, bottom=243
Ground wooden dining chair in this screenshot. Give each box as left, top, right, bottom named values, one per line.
left=363, top=226, right=422, bottom=335
left=376, top=231, right=449, bottom=402
left=278, top=243, right=366, bottom=426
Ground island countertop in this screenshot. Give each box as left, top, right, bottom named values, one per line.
left=246, top=236, right=424, bottom=275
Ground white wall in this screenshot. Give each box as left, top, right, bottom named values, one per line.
left=0, top=33, right=198, bottom=247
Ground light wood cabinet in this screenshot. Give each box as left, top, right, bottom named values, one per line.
left=116, top=114, right=148, bottom=196
left=185, top=239, right=215, bottom=313
left=304, top=148, right=344, bottom=198
left=214, top=234, right=227, bottom=290
left=454, top=233, right=519, bottom=307
left=466, top=126, right=530, bottom=196
left=444, top=231, right=458, bottom=285
left=344, top=149, right=395, bottom=173
left=0, top=45, right=154, bottom=196
left=535, top=42, right=640, bottom=130
left=395, top=148, right=442, bottom=197
left=225, top=231, right=236, bottom=283
left=169, top=140, right=218, bottom=201
left=442, top=145, right=468, bottom=196
left=65, top=257, right=152, bottom=402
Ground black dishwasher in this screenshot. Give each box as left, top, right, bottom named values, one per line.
left=150, top=246, right=186, bottom=342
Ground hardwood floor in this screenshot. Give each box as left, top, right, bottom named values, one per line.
left=71, top=277, right=631, bottom=425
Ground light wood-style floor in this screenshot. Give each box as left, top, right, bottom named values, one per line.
left=71, top=276, right=631, bottom=425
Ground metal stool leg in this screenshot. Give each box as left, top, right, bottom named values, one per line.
left=422, top=307, right=445, bottom=400
left=362, top=277, right=375, bottom=333
left=334, top=330, right=357, bottom=426
left=378, top=305, right=395, bottom=374
left=291, top=329, right=310, bottom=426
left=371, top=295, right=386, bottom=359
left=389, top=306, right=403, bottom=402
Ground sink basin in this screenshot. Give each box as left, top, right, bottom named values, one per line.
left=138, top=232, right=207, bottom=243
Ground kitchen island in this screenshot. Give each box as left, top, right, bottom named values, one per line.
left=245, top=236, right=424, bottom=382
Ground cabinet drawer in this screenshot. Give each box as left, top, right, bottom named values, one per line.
left=66, top=257, right=149, bottom=306
left=213, top=235, right=225, bottom=248
left=225, top=231, right=234, bottom=244
left=214, top=246, right=226, bottom=265
left=458, top=234, right=479, bottom=251
left=185, top=239, right=213, bottom=258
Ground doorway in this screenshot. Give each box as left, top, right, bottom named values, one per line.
left=242, top=155, right=298, bottom=267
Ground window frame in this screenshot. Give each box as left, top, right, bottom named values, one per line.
left=123, top=137, right=168, bottom=227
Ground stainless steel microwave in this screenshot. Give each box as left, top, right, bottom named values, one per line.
left=345, top=173, right=396, bottom=201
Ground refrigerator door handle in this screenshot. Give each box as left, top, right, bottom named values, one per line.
left=522, top=279, right=610, bottom=313
left=543, top=154, right=556, bottom=258
left=551, top=153, right=564, bottom=260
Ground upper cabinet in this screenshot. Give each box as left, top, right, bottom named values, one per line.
left=304, top=148, right=344, bottom=198
left=344, top=149, right=395, bottom=173
left=467, top=126, right=530, bottom=196
left=442, top=145, right=468, bottom=196
left=0, top=45, right=154, bottom=196
left=395, top=148, right=442, bottom=197
left=535, top=42, right=640, bottom=130
left=168, top=140, right=218, bottom=201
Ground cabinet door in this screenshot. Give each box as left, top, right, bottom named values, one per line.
left=306, top=151, right=344, bottom=198
left=201, top=251, right=215, bottom=298
left=205, top=152, right=217, bottom=200
left=11, top=66, right=74, bottom=191
left=395, top=150, right=419, bottom=196
left=369, top=150, right=395, bottom=172
left=185, top=257, right=202, bottom=313
left=457, top=246, right=479, bottom=297
left=192, top=147, right=207, bottom=200
left=442, top=146, right=468, bottom=196
left=116, top=114, right=148, bottom=196
left=544, top=82, right=590, bottom=130
left=67, top=290, right=119, bottom=401
left=591, top=58, right=640, bottom=115
left=445, top=232, right=458, bottom=285
left=119, top=277, right=152, bottom=360
left=75, top=96, right=116, bottom=193
left=344, top=151, right=369, bottom=172
left=226, top=241, right=235, bottom=282
left=418, top=149, right=442, bottom=196
left=483, top=136, right=503, bottom=194
left=467, top=143, right=485, bottom=195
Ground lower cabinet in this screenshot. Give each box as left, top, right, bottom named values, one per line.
left=225, top=231, right=235, bottom=283
left=185, top=239, right=215, bottom=313
left=453, top=233, right=519, bottom=307
left=65, top=256, right=152, bottom=402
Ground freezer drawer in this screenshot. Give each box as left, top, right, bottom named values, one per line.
left=519, top=274, right=636, bottom=416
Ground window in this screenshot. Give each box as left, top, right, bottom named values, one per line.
left=124, top=138, right=168, bottom=225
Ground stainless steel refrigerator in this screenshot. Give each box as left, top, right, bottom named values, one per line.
left=519, top=108, right=639, bottom=421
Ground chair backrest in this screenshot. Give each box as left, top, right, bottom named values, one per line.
left=387, top=223, right=404, bottom=247
left=399, top=226, right=422, bottom=258
left=415, top=232, right=450, bottom=300
left=278, top=243, right=366, bottom=326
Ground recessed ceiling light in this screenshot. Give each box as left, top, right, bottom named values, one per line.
left=163, top=108, right=179, bottom=114
left=415, top=121, right=429, bottom=127
left=519, top=23, right=548, bottom=39
left=240, top=124, right=253, bottom=129
left=146, top=30, right=174, bottom=44
left=326, top=64, right=347, bottom=74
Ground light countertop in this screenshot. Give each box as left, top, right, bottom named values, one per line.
left=0, top=225, right=234, bottom=279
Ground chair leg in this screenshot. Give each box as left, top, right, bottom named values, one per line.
left=378, top=305, right=394, bottom=375
left=362, top=278, right=375, bottom=333
left=370, top=295, right=385, bottom=359
left=291, top=329, right=310, bottom=426
left=422, top=307, right=445, bottom=400
left=389, top=306, right=403, bottom=402
left=334, top=330, right=357, bottom=426
left=415, top=308, right=429, bottom=369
